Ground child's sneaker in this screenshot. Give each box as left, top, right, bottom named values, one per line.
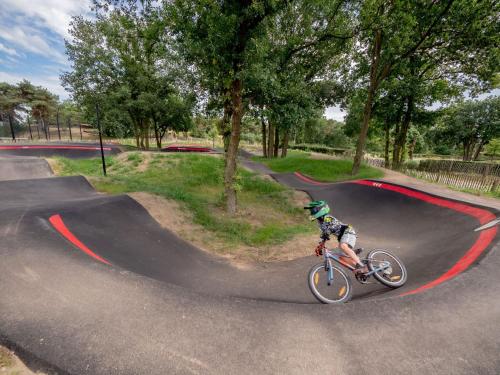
left=353, top=262, right=368, bottom=275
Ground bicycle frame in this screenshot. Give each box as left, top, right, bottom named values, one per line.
left=321, top=246, right=391, bottom=283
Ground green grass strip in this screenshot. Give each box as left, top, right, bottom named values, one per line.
left=253, top=151, right=384, bottom=182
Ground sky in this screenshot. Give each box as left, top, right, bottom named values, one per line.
left=0, top=0, right=91, bottom=99
left=0, top=1, right=496, bottom=121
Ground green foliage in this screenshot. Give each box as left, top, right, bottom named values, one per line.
left=348, top=0, right=499, bottom=172
left=485, top=138, right=500, bottom=159
left=0, top=80, right=68, bottom=139
left=289, top=144, right=348, bottom=156
left=430, top=96, right=500, bottom=160
left=300, top=117, right=352, bottom=148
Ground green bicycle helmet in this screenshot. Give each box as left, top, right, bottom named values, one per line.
left=304, top=200, right=330, bottom=220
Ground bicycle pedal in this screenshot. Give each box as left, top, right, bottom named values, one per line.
left=355, top=274, right=372, bottom=284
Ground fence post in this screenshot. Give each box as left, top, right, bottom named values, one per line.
left=491, top=179, right=499, bottom=193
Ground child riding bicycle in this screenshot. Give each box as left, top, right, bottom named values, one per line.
left=305, top=200, right=368, bottom=274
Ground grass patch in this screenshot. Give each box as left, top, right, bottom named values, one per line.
left=55, top=153, right=316, bottom=250
left=0, top=346, right=14, bottom=368
left=253, top=151, right=384, bottom=182
left=445, top=185, right=500, bottom=199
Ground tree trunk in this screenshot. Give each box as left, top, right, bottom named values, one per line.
left=281, top=129, right=290, bottom=158
left=267, top=121, right=275, bottom=158
left=384, top=121, right=390, bottom=168
left=463, top=140, right=471, bottom=161
left=41, top=118, right=48, bottom=140
left=408, top=137, right=417, bottom=160
left=273, top=126, right=279, bottom=157
left=145, top=119, right=150, bottom=150
left=392, top=106, right=403, bottom=164
left=56, top=109, right=61, bottom=140
left=224, top=79, right=243, bottom=215
left=393, top=95, right=414, bottom=170
left=8, top=113, right=15, bottom=141
left=353, top=87, right=375, bottom=174
left=153, top=119, right=162, bottom=149
left=261, top=115, right=267, bottom=158
left=473, top=141, right=484, bottom=161
left=68, top=118, right=73, bottom=141
left=134, top=122, right=140, bottom=149
left=46, top=118, right=51, bottom=140
left=222, top=100, right=232, bottom=152
left=352, top=30, right=383, bottom=175
left=27, top=117, right=33, bottom=140
left=36, top=118, right=40, bottom=139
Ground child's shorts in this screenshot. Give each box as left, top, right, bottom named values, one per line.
left=339, top=227, right=356, bottom=249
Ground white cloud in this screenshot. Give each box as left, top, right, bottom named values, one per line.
left=324, top=106, right=346, bottom=122
left=0, top=42, right=18, bottom=56
left=0, top=25, right=67, bottom=64
left=0, top=0, right=91, bottom=39
left=0, top=71, right=68, bottom=99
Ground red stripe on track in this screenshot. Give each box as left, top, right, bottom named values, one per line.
left=0, top=145, right=112, bottom=151
left=49, top=214, right=111, bottom=265
left=400, top=227, right=497, bottom=296
left=351, top=180, right=497, bottom=295
left=294, top=172, right=330, bottom=185
left=353, top=180, right=495, bottom=224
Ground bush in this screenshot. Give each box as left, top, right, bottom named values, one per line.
left=240, top=132, right=261, bottom=144
left=289, top=143, right=349, bottom=156
left=434, top=144, right=452, bottom=155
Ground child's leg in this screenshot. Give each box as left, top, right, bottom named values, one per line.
left=339, top=242, right=362, bottom=265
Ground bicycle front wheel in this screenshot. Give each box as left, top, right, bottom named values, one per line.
left=308, top=263, right=353, bottom=304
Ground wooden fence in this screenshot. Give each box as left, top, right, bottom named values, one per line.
left=361, top=157, right=500, bottom=193
left=417, top=159, right=500, bottom=177
left=363, top=158, right=386, bottom=168
left=404, top=169, right=499, bottom=193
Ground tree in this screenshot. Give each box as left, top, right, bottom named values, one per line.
left=246, top=0, right=355, bottom=159
left=63, top=1, right=192, bottom=149
left=167, top=0, right=286, bottom=214
left=350, top=0, right=499, bottom=174
left=436, top=97, right=500, bottom=161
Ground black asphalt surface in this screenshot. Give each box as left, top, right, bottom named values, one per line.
left=0, top=142, right=122, bottom=158
left=0, top=146, right=499, bottom=374
left=0, top=156, right=53, bottom=181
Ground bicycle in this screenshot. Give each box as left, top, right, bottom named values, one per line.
left=308, top=240, right=407, bottom=304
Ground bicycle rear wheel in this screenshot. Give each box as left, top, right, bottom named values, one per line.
left=308, top=262, right=353, bottom=304
left=366, top=250, right=407, bottom=288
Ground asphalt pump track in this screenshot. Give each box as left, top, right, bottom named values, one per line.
left=0, top=148, right=499, bottom=374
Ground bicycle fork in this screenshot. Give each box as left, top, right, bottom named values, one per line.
left=325, top=257, right=334, bottom=286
